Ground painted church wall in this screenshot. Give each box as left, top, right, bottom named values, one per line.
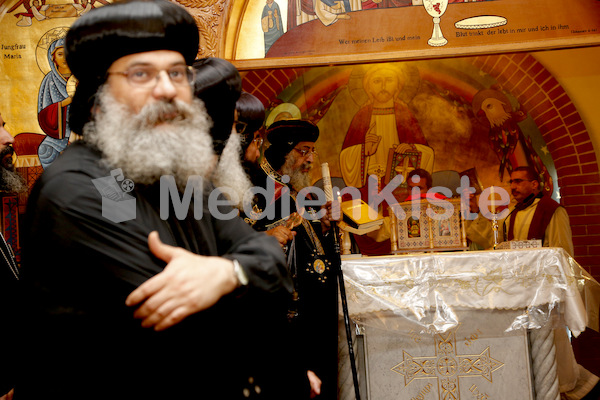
left=0, top=0, right=599, bottom=279
left=532, top=46, right=600, bottom=167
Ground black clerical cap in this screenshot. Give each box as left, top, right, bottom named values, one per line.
left=264, top=119, right=319, bottom=170
left=65, top=0, right=199, bottom=134
left=66, top=0, right=198, bottom=84
left=193, top=58, right=242, bottom=156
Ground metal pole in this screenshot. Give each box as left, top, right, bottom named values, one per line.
left=331, top=221, right=361, bottom=400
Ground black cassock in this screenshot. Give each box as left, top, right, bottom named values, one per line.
left=17, top=141, right=297, bottom=400
left=0, top=228, right=19, bottom=396
left=245, top=159, right=339, bottom=400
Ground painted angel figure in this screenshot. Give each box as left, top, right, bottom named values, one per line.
left=472, top=88, right=552, bottom=194
left=8, top=0, right=47, bottom=27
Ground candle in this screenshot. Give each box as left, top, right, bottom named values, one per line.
left=490, top=185, right=496, bottom=214
left=321, top=162, right=333, bottom=202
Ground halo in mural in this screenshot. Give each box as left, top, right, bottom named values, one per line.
left=35, top=26, right=70, bottom=75
left=347, top=63, right=421, bottom=108
left=265, top=102, right=302, bottom=128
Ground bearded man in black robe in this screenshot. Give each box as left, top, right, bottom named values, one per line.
left=16, top=1, right=293, bottom=399
left=245, top=119, right=339, bottom=399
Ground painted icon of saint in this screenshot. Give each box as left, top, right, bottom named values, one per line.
left=37, top=31, right=77, bottom=169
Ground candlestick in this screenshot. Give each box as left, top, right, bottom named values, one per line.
left=390, top=208, right=398, bottom=252
left=490, top=185, right=499, bottom=248
left=492, top=216, right=499, bottom=249
left=428, top=206, right=434, bottom=249
left=460, top=198, right=467, bottom=249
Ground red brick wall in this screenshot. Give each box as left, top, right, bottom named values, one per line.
left=241, top=68, right=308, bottom=109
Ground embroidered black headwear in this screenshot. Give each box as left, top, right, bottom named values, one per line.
left=65, top=0, right=199, bottom=135
left=264, top=119, right=319, bottom=170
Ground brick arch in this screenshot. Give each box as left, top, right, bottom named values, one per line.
left=471, top=53, right=600, bottom=277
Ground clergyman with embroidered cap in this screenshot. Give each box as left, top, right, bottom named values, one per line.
left=245, top=119, right=339, bottom=399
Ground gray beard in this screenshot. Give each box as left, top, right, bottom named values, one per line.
left=0, top=166, right=27, bottom=194
left=280, top=153, right=312, bottom=192
left=212, top=132, right=253, bottom=210
left=0, top=147, right=27, bottom=194
left=84, top=88, right=215, bottom=189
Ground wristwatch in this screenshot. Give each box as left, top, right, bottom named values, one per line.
left=232, top=259, right=248, bottom=287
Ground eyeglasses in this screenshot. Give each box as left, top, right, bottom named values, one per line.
left=107, top=65, right=195, bottom=88
left=252, top=136, right=264, bottom=148
left=508, top=179, right=533, bottom=184
left=234, top=121, right=248, bottom=134
left=293, top=146, right=318, bottom=157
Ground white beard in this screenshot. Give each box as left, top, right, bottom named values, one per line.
left=280, top=152, right=312, bottom=192
left=212, top=131, right=253, bottom=210
left=84, top=88, right=215, bottom=189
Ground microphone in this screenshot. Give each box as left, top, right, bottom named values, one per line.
left=502, top=192, right=537, bottom=241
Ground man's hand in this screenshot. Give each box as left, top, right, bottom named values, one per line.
left=60, top=96, right=73, bottom=107
left=0, top=388, right=14, bottom=400
left=469, top=193, right=480, bottom=214
left=307, top=370, right=322, bottom=398
left=393, top=143, right=413, bottom=154
left=265, top=225, right=295, bottom=246
left=125, top=231, right=238, bottom=331
left=320, top=200, right=341, bottom=233
left=364, top=122, right=381, bottom=156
